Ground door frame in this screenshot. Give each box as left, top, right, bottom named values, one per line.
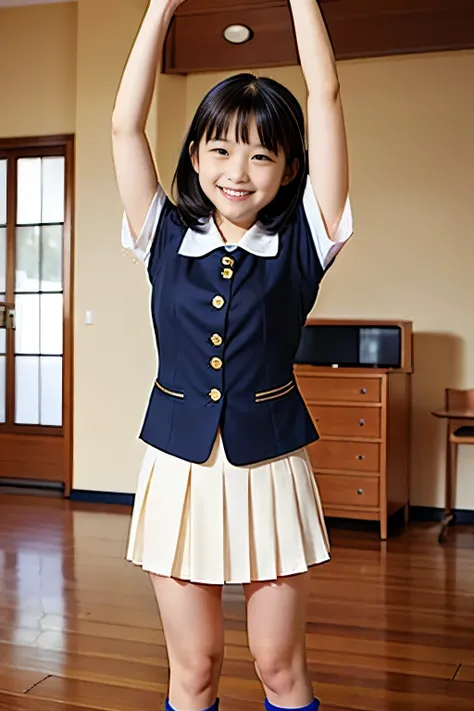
left=0, top=134, right=75, bottom=496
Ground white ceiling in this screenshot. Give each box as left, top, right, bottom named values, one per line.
left=0, top=0, right=76, bottom=7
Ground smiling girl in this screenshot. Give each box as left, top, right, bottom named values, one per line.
left=112, top=2, right=353, bottom=711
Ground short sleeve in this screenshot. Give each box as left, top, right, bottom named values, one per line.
left=121, top=185, right=167, bottom=265
left=302, top=175, right=354, bottom=270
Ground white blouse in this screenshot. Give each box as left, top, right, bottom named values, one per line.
left=122, top=175, right=353, bottom=269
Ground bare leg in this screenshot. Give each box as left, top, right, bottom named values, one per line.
left=244, top=572, right=314, bottom=708
left=150, top=574, right=224, bottom=711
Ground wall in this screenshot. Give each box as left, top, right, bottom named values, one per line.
left=74, top=0, right=168, bottom=493
left=332, top=51, right=474, bottom=508
left=73, top=0, right=186, bottom=493
left=0, top=0, right=473, bottom=509
left=0, top=2, right=77, bottom=136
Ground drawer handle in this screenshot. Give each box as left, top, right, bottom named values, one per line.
left=356, top=454, right=366, bottom=461
left=360, top=388, right=367, bottom=395
left=359, top=419, right=365, bottom=426
left=357, top=488, right=364, bottom=495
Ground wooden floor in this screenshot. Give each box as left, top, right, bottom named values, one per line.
left=1, top=494, right=474, bottom=711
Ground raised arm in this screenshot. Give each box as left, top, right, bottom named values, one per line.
left=288, top=0, right=349, bottom=241
left=112, top=0, right=183, bottom=239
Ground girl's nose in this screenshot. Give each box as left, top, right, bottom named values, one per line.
left=226, top=158, right=249, bottom=184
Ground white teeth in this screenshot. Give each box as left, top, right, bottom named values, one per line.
left=221, top=187, right=251, bottom=197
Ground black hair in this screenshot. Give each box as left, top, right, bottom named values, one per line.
left=171, top=73, right=307, bottom=234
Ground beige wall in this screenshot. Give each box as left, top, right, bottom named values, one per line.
left=1, top=1, right=473, bottom=510
left=74, top=0, right=160, bottom=493
left=0, top=3, right=77, bottom=136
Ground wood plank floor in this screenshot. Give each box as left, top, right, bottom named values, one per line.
left=1, top=493, right=474, bottom=711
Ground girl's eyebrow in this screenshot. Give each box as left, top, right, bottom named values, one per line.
left=209, top=138, right=271, bottom=151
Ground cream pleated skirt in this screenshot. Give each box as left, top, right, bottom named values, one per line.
left=126, top=433, right=330, bottom=585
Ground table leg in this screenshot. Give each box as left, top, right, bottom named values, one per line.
left=439, top=428, right=456, bottom=543
left=403, top=503, right=410, bottom=527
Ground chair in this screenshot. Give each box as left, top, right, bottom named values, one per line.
left=432, top=389, right=474, bottom=543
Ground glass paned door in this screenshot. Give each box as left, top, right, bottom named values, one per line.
left=0, top=136, right=72, bottom=490
left=15, top=157, right=64, bottom=426
left=0, top=147, right=68, bottom=436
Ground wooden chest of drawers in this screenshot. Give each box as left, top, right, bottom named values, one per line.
left=295, top=366, right=411, bottom=539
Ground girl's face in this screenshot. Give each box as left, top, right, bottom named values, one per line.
left=191, top=117, right=298, bottom=230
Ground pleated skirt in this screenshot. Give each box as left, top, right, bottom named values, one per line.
left=126, top=433, right=330, bottom=585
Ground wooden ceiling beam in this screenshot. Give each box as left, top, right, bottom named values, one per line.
left=162, top=0, right=474, bottom=74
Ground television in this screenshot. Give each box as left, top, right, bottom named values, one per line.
left=294, top=323, right=405, bottom=369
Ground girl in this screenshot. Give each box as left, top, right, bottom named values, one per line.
left=112, top=1, right=353, bottom=710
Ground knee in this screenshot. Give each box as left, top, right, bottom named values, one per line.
left=178, top=653, right=222, bottom=697
left=253, top=650, right=306, bottom=696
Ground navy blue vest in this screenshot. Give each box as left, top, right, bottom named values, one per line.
left=139, top=192, right=327, bottom=466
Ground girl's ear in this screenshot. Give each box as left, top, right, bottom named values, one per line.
left=281, top=158, right=299, bottom=186
left=189, top=141, right=199, bottom=174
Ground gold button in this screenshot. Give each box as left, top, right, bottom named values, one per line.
left=222, top=256, right=235, bottom=267
left=210, top=333, right=223, bottom=347
left=221, top=268, right=233, bottom=280
left=212, top=295, right=225, bottom=309
left=209, top=388, right=222, bottom=402
left=210, top=357, right=223, bottom=370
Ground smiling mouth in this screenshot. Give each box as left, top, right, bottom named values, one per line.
left=218, top=186, right=254, bottom=201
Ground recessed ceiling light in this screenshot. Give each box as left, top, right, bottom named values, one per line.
left=223, top=24, right=253, bottom=45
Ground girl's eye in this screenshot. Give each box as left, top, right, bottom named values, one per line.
left=212, top=148, right=228, bottom=156
left=253, top=154, right=273, bottom=162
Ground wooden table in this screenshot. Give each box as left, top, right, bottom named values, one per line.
left=431, top=407, right=474, bottom=542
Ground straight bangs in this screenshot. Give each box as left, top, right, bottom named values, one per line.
left=172, top=74, right=307, bottom=233
left=203, top=91, right=284, bottom=159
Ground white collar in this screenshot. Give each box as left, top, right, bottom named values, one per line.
left=178, top=217, right=279, bottom=258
